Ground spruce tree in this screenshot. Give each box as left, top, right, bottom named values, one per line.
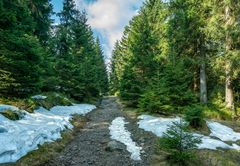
left=53, top=1, right=108, bottom=101
left=54, top=0, right=78, bottom=95
left=94, top=38, right=109, bottom=95
left=0, top=0, right=45, bottom=97
left=119, top=2, right=160, bottom=104
left=208, top=0, right=240, bottom=110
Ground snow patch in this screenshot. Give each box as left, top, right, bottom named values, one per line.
left=207, top=121, right=240, bottom=142
left=50, top=104, right=96, bottom=116
left=194, top=133, right=240, bottom=150
left=0, top=105, right=19, bottom=112
left=31, top=95, right=47, bottom=100
left=138, top=115, right=240, bottom=150
left=0, top=104, right=96, bottom=164
left=138, top=115, right=181, bottom=137
left=109, top=117, right=142, bottom=160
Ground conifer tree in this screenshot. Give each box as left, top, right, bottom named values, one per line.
left=94, top=38, right=109, bottom=95
left=0, top=0, right=45, bottom=97
left=208, top=0, right=240, bottom=110
left=53, top=0, right=108, bottom=101
left=119, top=2, right=160, bottom=104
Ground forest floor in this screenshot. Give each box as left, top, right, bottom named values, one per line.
left=44, top=96, right=157, bottom=166
left=2, top=96, right=240, bottom=166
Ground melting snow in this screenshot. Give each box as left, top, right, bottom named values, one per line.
left=109, top=117, right=142, bottom=160
left=50, top=104, right=96, bottom=116
left=0, top=105, right=19, bottom=112
left=31, top=95, right=47, bottom=100
left=207, top=121, right=240, bottom=142
left=138, top=115, right=181, bottom=137
left=0, top=104, right=96, bottom=164
left=138, top=115, right=240, bottom=151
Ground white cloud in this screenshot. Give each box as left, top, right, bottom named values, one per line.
left=75, top=0, right=144, bottom=59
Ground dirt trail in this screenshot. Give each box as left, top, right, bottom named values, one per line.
left=46, top=97, right=156, bottom=166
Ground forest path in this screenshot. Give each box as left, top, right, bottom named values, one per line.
left=46, top=97, right=156, bottom=166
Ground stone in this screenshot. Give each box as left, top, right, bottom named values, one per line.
left=105, top=141, right=126, bottom=152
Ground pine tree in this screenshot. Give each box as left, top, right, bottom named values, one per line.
left=139, top=61, right=197, bottom=113
left=110, top=0, right=240, bottom=114
left=27, top=0, right=53, bottom=45
left=159, top=121, right=202, bottom=165
left=53, top=1, right=108, bottom=101
left=0, top=0, right=45, bottom=97
left=168, top=0, right=210, bottom=104
left=94, top=38, right=109, bottom=95
left=54, top=0, right=78, bottom=95
left=119, top=2, right=160, bottom=104
left=109, top=41, right=121, bottom=95
left=206, top=0, right=240, bottom=110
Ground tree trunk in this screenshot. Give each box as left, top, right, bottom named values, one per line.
left=225, top=6, right=235, bottom=110
left=225, top=61, right=234, bottom=109
left=200, top=61, right=207, bottom=104
left=193, top=71, right=198, bottom=92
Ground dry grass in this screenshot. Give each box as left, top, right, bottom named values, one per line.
left=194, top=149, right=240, bottom=166
left=0, top=98, right=37, bottom=113
left=151, top=147, right=240, bottom=166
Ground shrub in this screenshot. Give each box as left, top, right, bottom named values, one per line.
left=159, top=121, right=201, bottom=165
left=184, top=106, right=205, bottom=128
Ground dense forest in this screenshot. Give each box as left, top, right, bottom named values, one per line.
left=110, top=0, right=240, bottom=118
left=1, top=0, right=240, bottom=165
left=0, top=0, right=108, bottom=101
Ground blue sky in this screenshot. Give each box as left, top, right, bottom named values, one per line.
left=51, top=0, right=144, bottom=62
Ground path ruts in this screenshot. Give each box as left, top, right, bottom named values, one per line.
left=46, top=97, right=156, bottom=166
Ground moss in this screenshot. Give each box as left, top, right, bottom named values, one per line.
left=0, top=98, right=37, bottom=113
left=0, top=110, right=20, bottom=120
left=34, top=92, right=73, bottom=110
left=0, top=92, right=74, bottom=115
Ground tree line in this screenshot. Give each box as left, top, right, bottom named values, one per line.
left=0, top=0, right=108, bottom=101
left=110, top=0, right=240, bottom=114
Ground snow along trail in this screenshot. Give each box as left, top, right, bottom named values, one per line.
left=109, top=117, right=142, bottom=160
left=46, top=97, right=155, bottom=166
left=0, top=104, right=96, bottom=164
left=207, top=121, right=240, bottom=142
left=138, top=115, right=240, bottom=150
left=0, top=105, right=18, bottom=112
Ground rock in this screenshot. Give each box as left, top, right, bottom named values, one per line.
left=139, top=138, right=145, bottom=143
left=87, top=161, right=93, bottom=165
left=105, top=141, right=126, bottom=152
left=100, top=138, right=109, bottom=144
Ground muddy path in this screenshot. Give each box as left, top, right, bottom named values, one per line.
left=46, top=97, right=156, bottom=166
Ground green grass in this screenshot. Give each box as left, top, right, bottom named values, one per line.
left=203, top=104, right=235, bottom=121
left=0, top=92, right=74, bottom=115
left=0, top=109, right=20, bottom=120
